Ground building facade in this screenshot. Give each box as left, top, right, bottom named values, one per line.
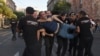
left=47, top=0, right=100, bottom=19
left=4, top=0, right=16, bottom=11
left=47, top=0, right=58, bottom=11
left=78, top=0, right=93, bottom=19
left=68, top=0, right=100, bottom=19
left=92, top=0, right=100, bottom=19
left=67, top=0, right=80, bottom=12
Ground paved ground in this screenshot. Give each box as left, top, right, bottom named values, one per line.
left=0, top=29, right=100, bottom=56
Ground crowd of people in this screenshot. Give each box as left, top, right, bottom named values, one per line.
left=9, top=7, right=97, bottom=56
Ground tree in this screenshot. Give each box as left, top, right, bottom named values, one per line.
left=0, top=0, right=5, bottom=5
left=0, top=8, right=3, bottom=13
left=0, top=0, right=17, bottom=27
left=11, top=14, right=17, bottom=19
left=0, top=0, right=16, bottom=19
left=52, top=0, right=71, bottom=14
left=14, top=11, right=25, bottom=20
left=0, top=0, right=5, bottom=14
left=3, top=6, right=13, bottom=18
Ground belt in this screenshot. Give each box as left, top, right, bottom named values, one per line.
left=54, top=23, right=60, bottom=34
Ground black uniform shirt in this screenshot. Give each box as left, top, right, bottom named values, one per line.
left=76, top=17, right=93, bottom=38
left=10, top=20, right=17, bottom=28
left=18, top=15, right=41, bottom=44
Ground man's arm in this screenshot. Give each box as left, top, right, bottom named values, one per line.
left=37, top=15, right=63, bottom=24
left=45, top=33, right=54, bottom=37
left=37, top=29, right=46, bottom=40
left=52, top=15, right=64, bottom=24
left=37, top=29, right=54, bottom=40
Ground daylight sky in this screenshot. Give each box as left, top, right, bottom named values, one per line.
left=13, top=0, right=48, bottom=11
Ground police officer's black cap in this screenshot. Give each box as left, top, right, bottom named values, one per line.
left=26, top=7, right=34, bottom=14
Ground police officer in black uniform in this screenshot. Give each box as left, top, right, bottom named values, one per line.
left=77, top=11, right=93, bottom=56
left=18, top=7, right=41, bottom=56
left=10, top=19, right=17, bottom=41
left=18, top=16, right=25, bottom=38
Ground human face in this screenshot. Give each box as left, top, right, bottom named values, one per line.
left=77, top=13, right=81, bottom=19
left=33, top=11, right=38, bottom=18
left=71, top=15, right=76, bottom=20
left=40, top=11, right=47, bottom=19
left=46, top=11, right=52, bottom=16
left=61, top=15, right=66, bottom=20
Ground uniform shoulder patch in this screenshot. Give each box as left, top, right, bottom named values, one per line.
left=27, top=20, right=38, bottom=26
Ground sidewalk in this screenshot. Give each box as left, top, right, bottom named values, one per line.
left=0, top=28, right=3, bottom=30
left=0, top=25, right=10, bottom=30
left=0, top=27, right=10, bottom=31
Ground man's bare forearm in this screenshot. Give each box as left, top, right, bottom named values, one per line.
left=52, top=15, right=63, bottom=24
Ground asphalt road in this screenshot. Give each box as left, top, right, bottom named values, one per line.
left=0, top=29, right=100, bottom=56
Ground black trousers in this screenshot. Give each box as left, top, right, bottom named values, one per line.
left=78, top=37, right=93, bottom=56
left=44, top=36, right=54, bottom=56
left=23, top=38, right=41, bottom=56
left=57, top=36, right=68, bottom=56
left=11, top=27, right=16, bottom=38
left=68, top=37, right=79, bottom=56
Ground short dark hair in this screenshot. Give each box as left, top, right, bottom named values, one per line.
left=60, top=12, right=67, bottom=16
left=69, top=12, right=76, bottom=16
left=26, top=7, right=34, bottom=14
left=79, top=11, right=86, bottom=16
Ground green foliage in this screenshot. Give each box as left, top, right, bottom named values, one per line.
left=52, top=0, right=71, bottom=14
left=0, top=0, right=17, bottom=19
left=0, top=8, right=3, bottom=13
left=11, top=14, right=17, bottom=19
left=3, top=6, right=13, bottom=17
left=0, top=0, right=5, bottom=5
left=14, top=11, right=25, bottom=19
left=0, top=0, right=5, bottom=13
